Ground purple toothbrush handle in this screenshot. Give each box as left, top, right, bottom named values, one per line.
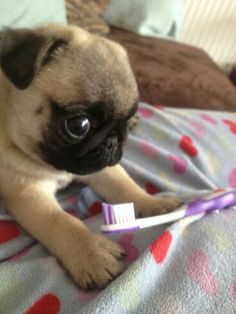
left=185, top=191, right=236, bottom=217
left=102, top=203, right=115, bottom=224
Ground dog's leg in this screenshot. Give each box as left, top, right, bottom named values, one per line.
left=79, top=164, right=181, bottom=217
left=0, top=179, right=124, bottom=289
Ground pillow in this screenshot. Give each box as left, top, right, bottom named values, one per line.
left=108, top=28, right=236, bottom=111
left=0, top=0, right=66, bottom=29
left=103, top=0, right=185, bottom=39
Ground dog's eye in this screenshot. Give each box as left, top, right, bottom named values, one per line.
left=64, top=116, right=91, bottom=139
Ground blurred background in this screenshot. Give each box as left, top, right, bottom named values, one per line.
left=0, top=0, right=235, bottom=110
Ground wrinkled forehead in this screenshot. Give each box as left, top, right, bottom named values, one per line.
left=34, top=29, right=138, bottom=116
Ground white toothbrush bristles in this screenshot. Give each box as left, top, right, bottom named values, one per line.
left=112, top=203, right=135, bottom=224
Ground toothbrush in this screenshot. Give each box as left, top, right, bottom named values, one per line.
left=101, top=189, right=236, bottom=233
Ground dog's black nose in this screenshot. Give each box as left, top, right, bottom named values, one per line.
left=104, top=135, right=122, bottom=166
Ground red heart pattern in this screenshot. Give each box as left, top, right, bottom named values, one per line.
left=200, top=113, right=217, bottom=124
left=187, top=250, right=218, bottom=295
left=191, top=120, right=205, bottom=137
left=213, top=188, right=225, bottom=193
left=228, top=168, right=236, bottom=188
left=149, top=231, right=172, bottom=264
left=223, top=119, right=236, bottom=134
left=168, top=154, right=187, bottom=175
left=145, top=182, right=161, bottom=195
left=0, top=222, right=20, bottom=244
left=233, top=282, right=236, bottom=298
left=88, top=201, right=102, bottom=217
left=78, top=289, right=100, bottom=302
left=154, top=104, right=164, bottom=110
left=138, top=107, right=153, bottom=118
left=139, top=141, right=159, bottom=158
left=117, top=234, right=140, bottom=262
left=179, top=135, right=198, bottom=157
left=25, top=293, right=61, bottom=314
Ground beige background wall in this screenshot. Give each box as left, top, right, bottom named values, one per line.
left=180, top=0, right=236, bottom=71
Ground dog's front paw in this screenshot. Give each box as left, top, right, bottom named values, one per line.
left=137, top=196, right=182, bottom=217
left=66, top=232, right=125, bottom=290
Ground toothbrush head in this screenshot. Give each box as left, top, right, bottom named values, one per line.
left=101, top=203, right=139, bottom=233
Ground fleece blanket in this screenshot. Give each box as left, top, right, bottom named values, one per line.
left=0, top=103, right=236, bottom=314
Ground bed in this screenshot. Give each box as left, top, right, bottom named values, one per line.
left=1, top=103, right=236, bottom=313
left=1, top=2, right=236, bottom=312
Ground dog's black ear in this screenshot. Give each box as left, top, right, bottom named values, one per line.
left=0, top=28, right=47, bottom=90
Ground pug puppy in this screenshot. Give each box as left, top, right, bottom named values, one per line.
left=0, top=24, right=180, bottom=289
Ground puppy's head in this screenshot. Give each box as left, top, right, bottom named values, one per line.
left=0, top=24, right=138, bottom=175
